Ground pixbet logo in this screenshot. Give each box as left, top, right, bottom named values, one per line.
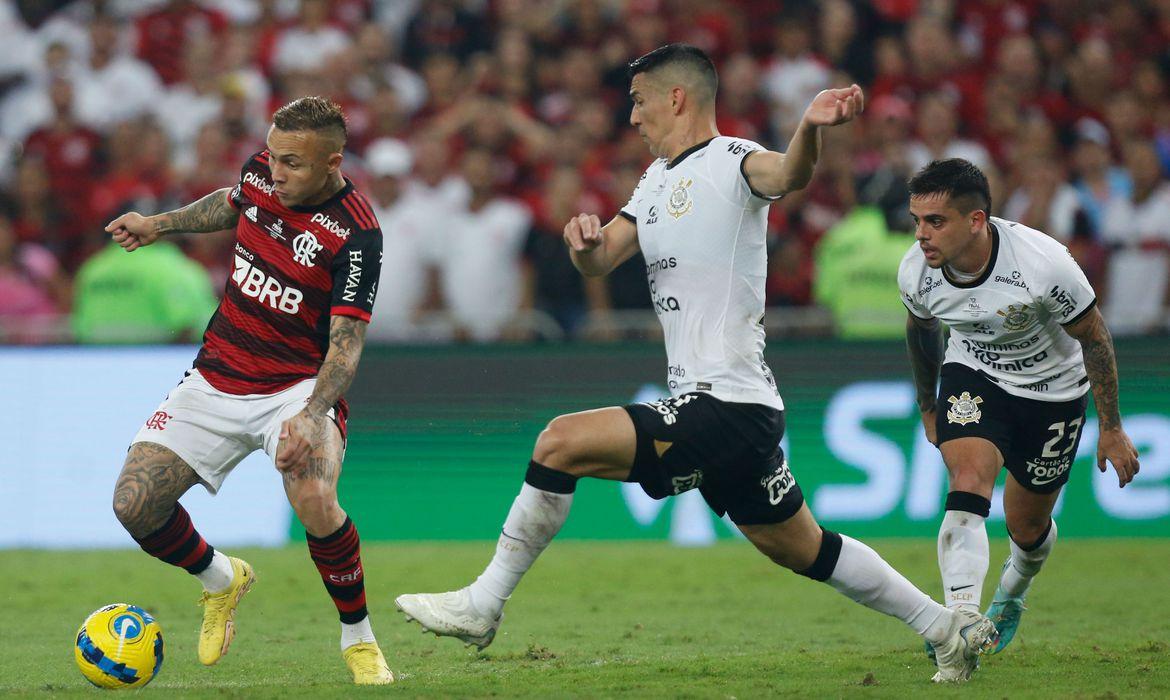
left=233, top=247, right=303, bottom=314
left=310, top=212, right=351, bottom=240
left=243, top=171, right=275, bottom=195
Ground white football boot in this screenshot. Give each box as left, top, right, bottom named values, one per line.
left=395, top=588, right=502, bottom=650
left=930, top=609, right=1000, bottom=683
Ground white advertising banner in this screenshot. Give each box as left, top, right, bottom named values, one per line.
left=0, top=347, right=292, bottom=549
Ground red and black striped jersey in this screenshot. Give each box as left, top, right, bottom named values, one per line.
left=193, top=150, right=382, bottom=395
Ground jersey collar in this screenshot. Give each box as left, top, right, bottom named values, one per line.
left=666, top=137, right=715, bottom=170
left=942, top=222, right=1000, bottom=289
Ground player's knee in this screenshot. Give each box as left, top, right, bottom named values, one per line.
left=947, top=464, right=994, bottom=495
left=531, top=415, right=580, bottom=471
left=290, top=484, right=341, bottom=531
left=1006, top=514, right=1049, bottom=547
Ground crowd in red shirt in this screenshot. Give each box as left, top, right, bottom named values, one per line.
left=1, top=0, right=1168, bottom=340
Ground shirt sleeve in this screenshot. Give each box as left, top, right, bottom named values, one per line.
left=619, top=169, right=649, bottom=223
left=330, top=227, right=383, bottom=322
left=1041, top=244, right=1097, bottom=325
left=722, top=139, right=783, bottom=207
left=897, top=259, right=934, bottom=319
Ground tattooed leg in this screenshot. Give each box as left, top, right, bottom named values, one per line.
left=283, top=420, right=346, bottom=537
left=112, top=442, right=203, bottom=538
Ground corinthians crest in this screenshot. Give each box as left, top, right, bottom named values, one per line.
left=667, top=178, right=694, bottom=219
left=997, top=303, right=1031, bottom=331
left=947, top=391, right=984, bottom=425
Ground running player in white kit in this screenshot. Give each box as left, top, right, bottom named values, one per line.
left=899, top=158, right=1140, bottom=657
left=397, top=45, right=997, bottom=682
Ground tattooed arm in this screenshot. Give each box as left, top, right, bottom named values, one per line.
left=906, top=311, right=944, bottom=444
left=276, top=315, right=368, bottom=473
left=1063, top=306, right=1140, bottom=487
left=106, top=187, right=240, bottom=252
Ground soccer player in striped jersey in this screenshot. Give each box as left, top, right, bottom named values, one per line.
left=106, top=97, right=392, bottom=685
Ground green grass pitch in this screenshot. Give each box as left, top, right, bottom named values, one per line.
left=3, top=540, right=1168, bottom=697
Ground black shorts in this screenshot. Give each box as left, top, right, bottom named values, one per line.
left=936, top=363, right=1089, bottom=494
left=623, top=393, right=805, bottom=525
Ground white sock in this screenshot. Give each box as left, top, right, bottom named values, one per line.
left=827, top=535, right=953, bottom=645
left=938, top=509, right=989, bottom=612
left=340, top=616, right=376, bottom=651
left=1000, top=519, right=1057, bottom=598
left=195, top=550, right=234, bottom=593
left=467, top=483, right=573, bottom=618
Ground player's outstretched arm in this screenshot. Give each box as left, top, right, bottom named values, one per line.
left=1063, top=306, right=1140, bottom=487
left=743, top=84, right=864, bottom=198
left=277, top=315, right=368, bottom=473
left=105, top=187, right=240, bottom=252
left=906, top=311, right=943, bottom=444
left=564, top=212, right=639, bottom=277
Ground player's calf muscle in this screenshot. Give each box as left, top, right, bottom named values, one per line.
left=112, top=442, right=199, bottom=537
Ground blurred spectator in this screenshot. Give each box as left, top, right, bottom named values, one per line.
left=0, top=210, right=69, bottom=343
left=1102, top=140, right=1170, bottom=249
left=9, top=157, right=72, bottom=260
left=906, top=92, right=993, bottom=174
left=521, top=166, right=609, bottom=338
left=152, top=37, right=225, bottom=164
left=717, top=53, right=772, bottom=145
left=438, top=148, right=531, bottom=342
left=363, top=138, right=440, bottom=342
left=272, top=0, right=352, bottom=77
left=401, top=0, right=488, bottom=68
left=72, top=240, right=218, bottom=344
left=22, top=77, right=102, bottom=229
left=813, top=206, right=913, bottom=339
left=1050, top=118, right=1132, bottom=241
left=134, top=0, right=227, bottom=86
left=761, top=10, right=830, bottom=139
left=74, top=13, right=162, bottom=132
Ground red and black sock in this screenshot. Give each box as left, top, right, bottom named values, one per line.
left=134, top=504, right=215, bottom=574
left=307, top=517, right=368, bottom=624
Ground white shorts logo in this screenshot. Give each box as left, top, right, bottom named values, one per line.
left=947, top=391, right=984, bottom=425
left=292, top=230, right=323, bottom=266
left=761, top=459, right=795, bottom=505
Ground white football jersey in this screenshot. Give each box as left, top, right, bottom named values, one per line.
left=898, top=217, right=1097, bottom=401
left=621, top=136, right=783, bottom=409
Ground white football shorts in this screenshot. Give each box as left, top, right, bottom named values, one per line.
left=130, top=368, right=335, bottom=494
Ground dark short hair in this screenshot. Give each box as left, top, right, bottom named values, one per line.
left=907, top=158, right=991, bottom=215
left=628, top=43, right=718, bottom=103
left=272, top=96, right=347, bottom=148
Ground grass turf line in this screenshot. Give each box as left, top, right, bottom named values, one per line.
left=2, top=540, right=1167, bottom=697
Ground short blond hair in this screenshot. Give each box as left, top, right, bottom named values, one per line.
left=273, top=96, right=347, bottom=148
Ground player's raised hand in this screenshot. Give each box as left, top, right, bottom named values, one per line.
left=564, top=213, right=603, bottom=253
left=1097, top=427, right=1140, bottom=488
left=105, top=212, right=161, bottom=252
left=803, top=84, right=865, bottom=127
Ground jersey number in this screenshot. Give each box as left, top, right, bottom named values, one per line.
left=1041, top=417, right=1084, bottom=458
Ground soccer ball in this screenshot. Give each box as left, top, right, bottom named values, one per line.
left=74, top=604, right=164, bottom=689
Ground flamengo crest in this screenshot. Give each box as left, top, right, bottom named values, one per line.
left=946, top=392, right=984, bottom=425
left=292, top=230, right=324, bottom=266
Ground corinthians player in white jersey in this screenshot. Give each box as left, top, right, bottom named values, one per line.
left=397, top=44, right=998, bottom=683
left=899, top=158, right=1140, bottom=658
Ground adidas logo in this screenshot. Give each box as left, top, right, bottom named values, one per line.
left=245, top=206, right=258, bottom=222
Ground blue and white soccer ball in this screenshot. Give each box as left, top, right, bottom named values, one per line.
left=74, top=603, right=164, bottom=689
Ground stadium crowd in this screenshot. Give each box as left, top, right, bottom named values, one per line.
left=1, top=0, right=1169, bottom=343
